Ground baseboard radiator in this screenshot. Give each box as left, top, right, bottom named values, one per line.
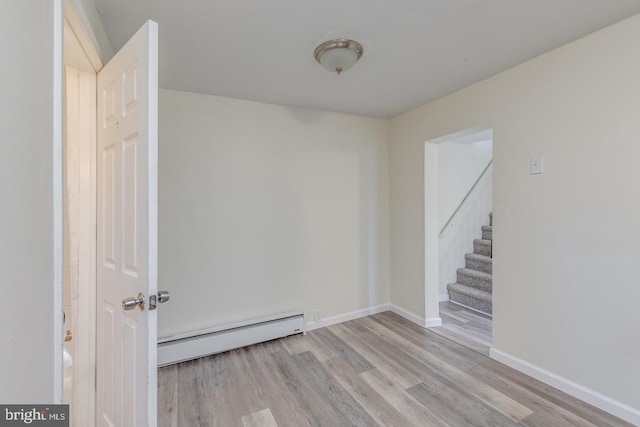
left=157, top=311, right=304, bottom=367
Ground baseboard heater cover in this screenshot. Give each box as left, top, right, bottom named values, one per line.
left=157, top=312, right=304, bottom=367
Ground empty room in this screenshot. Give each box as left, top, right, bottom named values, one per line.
left=2, top=1, right=640, bottom=426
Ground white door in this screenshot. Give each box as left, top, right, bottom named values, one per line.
left=96, top=20, right=158, bottom=427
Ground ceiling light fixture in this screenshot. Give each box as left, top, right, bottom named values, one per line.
left=314, top=38, right=364, bottom=75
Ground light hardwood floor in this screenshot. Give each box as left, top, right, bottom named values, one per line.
left=430, top=301, right=493, bottom=356
left=158, top=311, right=631, bottom=426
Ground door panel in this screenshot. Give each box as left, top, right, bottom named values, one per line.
left=96, top=20, right=158, bottom=427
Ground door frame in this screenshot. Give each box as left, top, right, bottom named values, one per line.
left=63, top=1, right=102, bottom=424
left=423, top=126, right=493, bottom=326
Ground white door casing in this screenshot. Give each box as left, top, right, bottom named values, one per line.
left=96, top=21, right=158, bottom=427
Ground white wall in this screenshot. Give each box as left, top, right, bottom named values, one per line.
left=158, top=89, right=390, bottom=338
left=0, top=0, right=62, bottom=402
left=437, top=139, right=492, bottom=232
left=389, top=14, right=640, bottom=420
left=70, top=0, right=113, bottom=64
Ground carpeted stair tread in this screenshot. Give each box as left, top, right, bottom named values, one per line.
left=456, top=268, right=492, bottom=293
left=465, top=253, right=492, bottom=274
left=481, top=225, right=492, bottom=241
left=447, top=212, right=493, bottom=315
left=447, top=283, right=493, bottom=314
left=473, top=238, right=492, bottom=257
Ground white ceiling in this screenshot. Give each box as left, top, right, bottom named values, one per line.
left=95, top=0, right=640, bottom=118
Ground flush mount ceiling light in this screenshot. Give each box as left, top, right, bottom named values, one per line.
left=314, top=38, right=364, bottom=75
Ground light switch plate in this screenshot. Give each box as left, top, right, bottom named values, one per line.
left=530, top=155, right=544, bottom=174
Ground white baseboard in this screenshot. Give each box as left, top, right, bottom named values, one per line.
left=305, top=304, right=390, bottom=331
left=439, top=293, right=450, bottom=302
left=490, top=348, right=640, bottom=426
left=389, top=304, right=426, bottom=327
left=305, top=304, right=442, bottom=331
left=425, top=317, right=442, bottom=327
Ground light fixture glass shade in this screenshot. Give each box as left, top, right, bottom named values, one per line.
left=314, top=39, right=363, bottom=74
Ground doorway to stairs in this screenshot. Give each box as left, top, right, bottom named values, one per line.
left=424, top=127, right=493, bottom=355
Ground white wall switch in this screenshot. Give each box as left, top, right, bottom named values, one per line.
left=530, top=155, right=544, bottom=174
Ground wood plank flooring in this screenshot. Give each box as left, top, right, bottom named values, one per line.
left=158, top=311, right=631, bottom=426
left=430, top=301, right=493, bottom=356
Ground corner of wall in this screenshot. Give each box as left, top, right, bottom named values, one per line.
left=68, top=0, right=114, bottom=63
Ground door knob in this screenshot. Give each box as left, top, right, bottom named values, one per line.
left=122, top=292, right=145, bottom=311
left=149, top=290, right=170, bottom=310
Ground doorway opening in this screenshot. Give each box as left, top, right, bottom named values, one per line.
left=424, top=127, right=493, bottom=354
left=63, top=3, right=101, bottom=425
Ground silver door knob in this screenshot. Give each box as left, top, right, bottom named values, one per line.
left=122, top=292, right=145, bottom=311
left=149, top=290, right=170, bottom=310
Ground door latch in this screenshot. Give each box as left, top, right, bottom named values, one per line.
left=149, top=290, right=170, bottom=310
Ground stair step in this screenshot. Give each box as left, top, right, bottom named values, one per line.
left=473, top=239, right=492, bottom=257
left=456, top=268, right=492, bottom=292
left=447, top=283, right=492, bottom=315
left=465, top=253, right=492, bottom=274
left=481, top=225, right=492, bottom=241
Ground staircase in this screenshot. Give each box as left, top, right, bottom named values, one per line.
left=447, top=213, right=493, bottom=315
